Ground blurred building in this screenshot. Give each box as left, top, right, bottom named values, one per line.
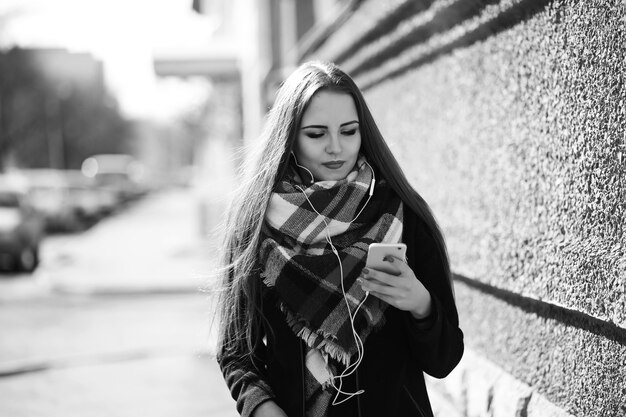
left=152, top=0, right=243, bottom=234
left=178, top=0, right=345, bottom=143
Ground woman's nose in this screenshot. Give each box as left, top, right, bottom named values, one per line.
left=325, top=133, right=341, bottom=154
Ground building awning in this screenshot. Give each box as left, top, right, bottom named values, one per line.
left=153, top=53, right=238, bottom=81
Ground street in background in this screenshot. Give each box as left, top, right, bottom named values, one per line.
left=0, top=187, right=237, bottom=417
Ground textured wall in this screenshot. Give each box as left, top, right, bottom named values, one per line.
left=304, top=0, right=625, bottom=416
left=364, top=2, right=625, bottom=326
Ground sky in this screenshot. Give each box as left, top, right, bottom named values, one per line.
left=0, top=0, right=224, bottom=119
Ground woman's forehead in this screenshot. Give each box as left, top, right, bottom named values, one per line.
left=301, top=90, right=358, bottom=125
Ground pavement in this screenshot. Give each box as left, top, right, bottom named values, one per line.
left=0, top=187, right=239, bottom=417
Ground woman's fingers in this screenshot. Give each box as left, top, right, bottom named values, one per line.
left=384, top=255, right=411, bottom=274
left=360, top=256, right=413, bottom=287
left=359, top=257, right=431, bottom=314
left=367, top=291, right=394, bottom=305
left=360, top=267, right=395, bottom=285
left=358, top=275, right=400, bottom=296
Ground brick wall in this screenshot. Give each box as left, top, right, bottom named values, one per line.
left=303, top=1, right=626, bottom=416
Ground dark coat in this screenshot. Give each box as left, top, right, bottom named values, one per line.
left=217, top=205, right=464, bottom=417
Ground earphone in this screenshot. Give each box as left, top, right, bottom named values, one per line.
left=291, top=152, right=316, bottom=185
left=291, top=152, right=375, bottom=404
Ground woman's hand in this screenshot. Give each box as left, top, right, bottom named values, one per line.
left=252, top=400, right=288, bottom=417
left=358, top=256, right=432, bottom=319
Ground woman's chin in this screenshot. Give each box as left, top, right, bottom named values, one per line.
left=316, top=170, right=349, bottom=182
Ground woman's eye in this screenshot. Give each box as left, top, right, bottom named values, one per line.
left=305, top=132, right=324, bottom=139
left=341, top=129, right=357, bottom=136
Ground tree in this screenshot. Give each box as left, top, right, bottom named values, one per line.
left=0, top=47, right=133, bottom=171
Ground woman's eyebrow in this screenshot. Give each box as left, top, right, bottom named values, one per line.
left=300, top=120, right=359, bottom=130
left=340, top=120, right=359, bottom=127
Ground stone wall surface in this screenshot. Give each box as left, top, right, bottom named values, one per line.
left=448, top=279, right=626, bottom=416
left=304, top=0, right=625, bottom=416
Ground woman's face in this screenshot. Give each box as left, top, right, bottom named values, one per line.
left=294, top=90, right=361, bottom=182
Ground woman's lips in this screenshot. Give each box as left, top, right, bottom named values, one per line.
left=322, top=161, right=345, bottom=169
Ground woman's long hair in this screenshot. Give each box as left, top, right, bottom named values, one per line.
left=215, top=61, right=451, bottom=365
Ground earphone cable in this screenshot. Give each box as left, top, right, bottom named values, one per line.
left=292, top=158, right=376, bottom=403
left=296, top=183, right=371, bottom=404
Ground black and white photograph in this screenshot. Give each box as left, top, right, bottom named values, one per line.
left=0, top=1, right=624, bottom=416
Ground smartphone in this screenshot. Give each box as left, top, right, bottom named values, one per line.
left=365, top=243, right=407, bottom=274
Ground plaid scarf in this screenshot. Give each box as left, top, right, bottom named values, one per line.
left=260, top=157, right=403, bottom=415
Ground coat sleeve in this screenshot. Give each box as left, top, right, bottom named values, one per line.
left=403, top=214, right=464, bottom=378
left=215, top=289, right=276, bottom=417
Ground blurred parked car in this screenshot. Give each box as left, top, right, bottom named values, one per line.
left=18, top=169, right=83, bottom=232
left=81, top=154, right=148, bottom=203
left=63, top=170, right=117, bottom=222
left=0, top=177, right=45, bottom=272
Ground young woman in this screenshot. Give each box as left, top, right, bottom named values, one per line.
left=216, top=61, right=464, bottom=417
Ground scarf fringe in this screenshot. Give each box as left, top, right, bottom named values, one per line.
left=281, top=303, right=352, bottom=366
left=261, top=271, right=274, bottom=288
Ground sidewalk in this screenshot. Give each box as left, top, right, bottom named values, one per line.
left=40, top=187, right=218, bottom=295
left=0, top=188, right=239, bottom=417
